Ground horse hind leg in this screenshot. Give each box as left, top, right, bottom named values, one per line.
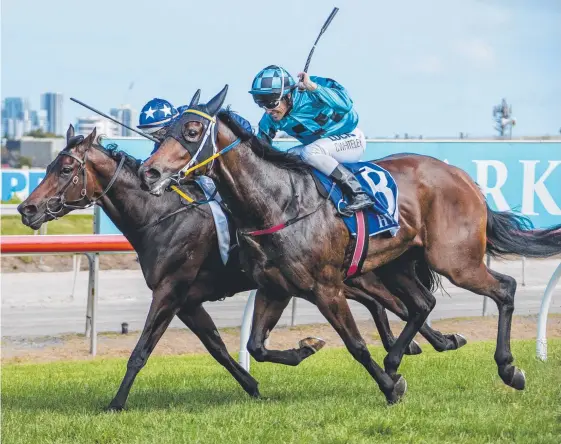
left=345, top=280, right=423, bottom=355
left=379, top=265, right=435, bottom=382
left=364, top=298, right=423, bottom=355
left=437, top=261, right=524, bottom=390
left=351, top=266, right=468, bottom=353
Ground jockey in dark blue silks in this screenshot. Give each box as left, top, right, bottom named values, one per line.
left=249, top=65, right=373, bottom=214
left=137, top=99, right=253, bottom=156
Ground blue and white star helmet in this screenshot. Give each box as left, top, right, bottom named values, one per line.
left=137, top=98, right=179, bottom=134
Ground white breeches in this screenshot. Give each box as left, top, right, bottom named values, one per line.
left=288, top=128, right=366, bottom=175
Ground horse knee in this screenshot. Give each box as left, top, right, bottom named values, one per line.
left=348, top=340, right=371, bottom=365
left=247, top=340, right=267, bottom=362
left=127, top=352, right=148, bottom=371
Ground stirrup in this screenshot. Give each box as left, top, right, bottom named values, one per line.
left=341, top=194, right=373, bottom=217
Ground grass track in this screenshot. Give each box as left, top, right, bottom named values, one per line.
left=2, top=340, right=560, bottom=443
left=1, top=215, right=93, bottom=235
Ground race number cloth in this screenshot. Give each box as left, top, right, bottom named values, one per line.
left=195, top=176, right=231, bottom=265
left=312, top=162, right=400, bottom=237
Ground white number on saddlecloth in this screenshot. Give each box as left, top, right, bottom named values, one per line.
left=358, top=166, right=397, bottom=218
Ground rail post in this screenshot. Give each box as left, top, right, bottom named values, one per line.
left=239, top=290, right=257, bottom=371
left=536, top=262, right=561, bottom=361
left=291, top=297, right=298, bottom=326
left=482, top=253, right=491, bottom=316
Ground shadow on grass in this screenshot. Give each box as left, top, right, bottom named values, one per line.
left=2, top=374, right=392, bottom=415
left=2, top=385, right=260, bottom=415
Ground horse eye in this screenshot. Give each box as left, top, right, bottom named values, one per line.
left=61, top=166, right=73, bottom=175
left=184, top=127, right=200, bottom=141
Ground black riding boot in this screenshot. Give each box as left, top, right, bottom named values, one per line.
left=330, top=165, right=374, bottom=216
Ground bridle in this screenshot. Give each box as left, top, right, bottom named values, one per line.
left=165, top=108, right=241, bottom=185
left=159, top=107, right=333, bottom=238
left=45, top=139, right=126, bottom=219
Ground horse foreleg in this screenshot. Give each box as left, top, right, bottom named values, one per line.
left=107, top=283, right=180, bottom=411
left=312, top=285, right=406, bottom=404
left=176, top=304, right=261, bottom=398
left=246, top=289, right=325, bottom=366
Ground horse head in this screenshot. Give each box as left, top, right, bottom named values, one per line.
left=138, top=86, right=229, bottom=195
left=18, top=124, right=100, bottom=229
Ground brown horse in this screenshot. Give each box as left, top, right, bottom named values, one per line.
left=18, top=124, right=464, bottom=410
left=139, top=86, right=561, bottom=404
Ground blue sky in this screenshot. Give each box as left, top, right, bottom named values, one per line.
left=2, top=0, right=560, bottom=137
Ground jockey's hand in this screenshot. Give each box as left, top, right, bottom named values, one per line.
left=297, top=72, right=318, bottom=91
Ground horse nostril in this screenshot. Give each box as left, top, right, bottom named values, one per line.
left=145, top=168, right=161, bottom=181
left=19, top=204, right=38, bottom=217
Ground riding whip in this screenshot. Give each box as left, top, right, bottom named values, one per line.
left=302, top=7, right=339, bottom=74
left=70, top=97, right=159, bottom=143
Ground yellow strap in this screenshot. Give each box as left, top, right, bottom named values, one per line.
left=180, top=150, right=222, bottom=177
left=182, top=109, right=216, bottom=123
left=170, top=185, right=194, bottom=203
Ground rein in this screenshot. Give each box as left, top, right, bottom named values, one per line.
left=168, top=107, right=333, bottom=238
left=240, top=182, right=335, bottom=237
left=138, top=186, right=219, bottom=232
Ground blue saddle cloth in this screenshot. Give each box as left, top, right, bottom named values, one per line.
left=312, top=162, right=400, bottom=237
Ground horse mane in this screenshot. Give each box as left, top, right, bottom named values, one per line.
left=217, top=109, right=310, bottom=174
left=94, top=135, right=142, bottom=173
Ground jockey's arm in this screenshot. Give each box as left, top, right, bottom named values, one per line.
left=257, top=114, right=277, bottom=144
left=309, top=77, right=354, bottom=113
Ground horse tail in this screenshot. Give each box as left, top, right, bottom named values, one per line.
left=485, top=204, right=561, bottom=259
left=413, top=248, right=443, bottom=293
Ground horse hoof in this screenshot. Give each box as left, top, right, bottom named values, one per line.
left=248, top=388, right=262, bottom=399
left=405, top=340, right=422, bottom=355
left=386, top=376, right=407, bottom=405
left=105, top=403, right=125, bottom=412
left=299, top=337, right=326, bottom=354
left=453, top=334, right=468, bottom=349
left=510, top=368, right=526, bottom=391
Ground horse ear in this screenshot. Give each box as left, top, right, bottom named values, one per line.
left=66, top=124, right=75, bottom=142
left=82, top=127, right=97, bottom=149
left=206, top=85, right=228, bottom=116
left=189, top=89, right=201, bottom=108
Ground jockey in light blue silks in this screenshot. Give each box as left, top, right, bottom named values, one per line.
left=138, top=99, right=253, bottom=156
left=249, top=65, right=373, bottom=214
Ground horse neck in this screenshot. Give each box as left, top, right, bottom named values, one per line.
left=212, top=125, right=303, bottom=229
left=88, top=147, right=160, bottom=239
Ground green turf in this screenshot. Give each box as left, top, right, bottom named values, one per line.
left=0, top=215, right=93, bottom=235
left=2, top=340, right=560, bottom=444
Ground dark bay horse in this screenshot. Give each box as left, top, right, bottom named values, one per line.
left=18, top=124, right=464, bottom=410
left=139, top=86, right=561, bottom=404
